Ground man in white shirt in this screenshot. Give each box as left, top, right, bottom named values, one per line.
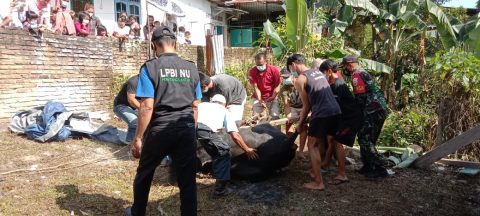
left=197, top=94, right=258, bottom=196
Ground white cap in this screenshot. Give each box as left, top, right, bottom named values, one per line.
left=211, top=94, right=226, bottom=105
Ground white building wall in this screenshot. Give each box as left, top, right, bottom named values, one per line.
left=93, top=0, right=117, bottom=36
left=91, top=0, right=212, bottom=45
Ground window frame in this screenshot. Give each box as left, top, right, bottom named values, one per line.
left=114, top=0, right=141, bottom=23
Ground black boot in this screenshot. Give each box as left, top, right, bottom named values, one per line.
left=213, top=180, right=228, bottom=196
left=365, top=166, right=388, bottom=179
left=356, top=165, right=373, bottom=175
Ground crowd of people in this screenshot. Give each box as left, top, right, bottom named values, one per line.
left=113, top=24, right=391, bottom=215
left=0, top=0, right=192, bottom=44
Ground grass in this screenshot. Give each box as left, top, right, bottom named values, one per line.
left=0, top=125, right=479, bottom=215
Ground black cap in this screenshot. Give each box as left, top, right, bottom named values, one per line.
left=340, top=55, right=358, bottom=67
left=280, top=67, right=291, bottom=78
left=151, top=26, right=176, bottom=42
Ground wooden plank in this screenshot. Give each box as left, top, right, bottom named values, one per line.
left=436, top=159, right=480, bottom=169
left=413, top=124, right=480, bottom=169
left=239, top=118, right=289, bottom=129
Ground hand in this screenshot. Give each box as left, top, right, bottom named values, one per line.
left=265, top=97, right=275, bottom=102
left=296, top=123, right=306, bottom=133
left=260, top=100, right=267, bottom=108
left=130, top=138, right=142, bottom=159
left=244, top=148, right=259, bottom=160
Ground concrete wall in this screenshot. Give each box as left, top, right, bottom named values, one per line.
left=0, top=29, right=253, bottom=118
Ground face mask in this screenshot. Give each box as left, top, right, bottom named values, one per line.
left=83, top=19, right=89, bottom=25
left=256, top=64, right=266, bottom=72
left=202, top=87, right=209, bottom=93
left=283, top=77, right=292, bottom=86
left=89, top=13, right=93, bottom=17
left=289, top=66, right=297, bottom=76
left=30, top=22, right=38, bottom=29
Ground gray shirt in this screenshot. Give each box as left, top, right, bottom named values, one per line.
left=204, top=74, right=247, bottom=105
left=303, top=69, right=341, bottom=118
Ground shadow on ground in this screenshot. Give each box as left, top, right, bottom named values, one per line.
left=55, top=184, right=127, bottom=216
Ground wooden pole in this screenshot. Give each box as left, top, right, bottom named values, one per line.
left=413, top=124, right=480, bottom=169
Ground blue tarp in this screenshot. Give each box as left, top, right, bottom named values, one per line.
left=24, top=101, right=71, bottom=142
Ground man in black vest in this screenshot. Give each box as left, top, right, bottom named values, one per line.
left=288, top=54, right=342, bottom=191
left=125, top=27, right=202, bottom=216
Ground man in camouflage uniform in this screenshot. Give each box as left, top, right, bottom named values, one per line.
left=341, top=56, right=390, bottom=178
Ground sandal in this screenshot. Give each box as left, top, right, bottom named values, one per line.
left=328, top=178, right=349, bottom=185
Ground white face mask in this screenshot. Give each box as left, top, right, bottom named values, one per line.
left=30, top=22, right=38, bottom=29
left=256, top=64, right=266, bottom=72
left=88, top=13, right=93, bottom=17
left=202, top=87, right=209, bottom=93
left=83, top=19, right=90, bottom=25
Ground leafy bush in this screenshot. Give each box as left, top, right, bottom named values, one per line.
left=224, top=64, right=253, bottom=97
left=110, top=74, right=132, bottom=109
left=378, top=110, right=431, bottom=148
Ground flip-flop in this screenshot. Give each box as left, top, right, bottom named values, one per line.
left=328, top=178, right=349, bottom=185
left=320, top=168, right=329, bottom=173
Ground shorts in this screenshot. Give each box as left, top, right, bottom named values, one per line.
left=252, top=99, right=280, bottom=118
left=308, top=115, right=340, bottom=138
left=334, top=115, right=363, bottom=147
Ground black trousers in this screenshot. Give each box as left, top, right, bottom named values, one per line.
left=131, top=125, right=197, bottom=216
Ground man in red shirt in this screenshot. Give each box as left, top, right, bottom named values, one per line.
left=248, top=53, right=281, bottom=120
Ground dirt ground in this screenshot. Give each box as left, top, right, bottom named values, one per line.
left=1, top=129, right=479, bottom=216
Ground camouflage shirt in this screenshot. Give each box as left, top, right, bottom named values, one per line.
left=352, top=69, right=389, bottom=115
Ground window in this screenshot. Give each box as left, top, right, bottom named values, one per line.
left=115, top=0, right=141, bottom=22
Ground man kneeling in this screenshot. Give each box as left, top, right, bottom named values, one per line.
left=197, top=94, right=258, bottom=196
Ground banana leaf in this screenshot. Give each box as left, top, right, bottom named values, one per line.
left=263, top=20, right=286, bottom=58
left=286, top=0, right=308, bottom=51
left=345, top=0, right=380, bottom=15
left=424, top=0, right=458, bottom=49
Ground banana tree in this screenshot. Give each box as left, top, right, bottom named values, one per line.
left=424, top=0, right=480, bottom=57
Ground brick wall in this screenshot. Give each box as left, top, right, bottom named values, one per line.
left=0, top=29, right=254, bottom=118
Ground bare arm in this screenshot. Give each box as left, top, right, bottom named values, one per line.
left=253, top=83, right=263, bottom=102
left=192, top=100, right=199, bottom=126
left=230, top=131, right=258, bottom=159
left=295, top=75, right=311, bottom=127
left=272, top=83, right=281, bottom=99
left=131, top=98, right=154, bottom=158
left=127, top=93, right=141, bottom=109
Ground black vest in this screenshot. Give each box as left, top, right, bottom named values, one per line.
left=143, top=53, right=200, bottom=128
left=303, top=69, right=341, bottom=118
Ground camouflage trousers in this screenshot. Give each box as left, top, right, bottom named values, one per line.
left=357, top=111, right=388, bottom=169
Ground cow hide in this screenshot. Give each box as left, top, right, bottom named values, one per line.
left=196, top=124, right=298, bottom=182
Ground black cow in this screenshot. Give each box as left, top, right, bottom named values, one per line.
left=197, top=124, right=298, bottom=182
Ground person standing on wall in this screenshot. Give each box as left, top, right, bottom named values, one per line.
left=124, top=26, right=201, bottom=216
left=199, top=72, right=247, bottom=123
left=248, top=53, right=282, bottom=120
left=340, top=56, right=390, bottom=178
left=84, top=3, right=101, bottom=36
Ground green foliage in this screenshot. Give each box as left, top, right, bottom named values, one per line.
left=259, top=15, right=343, bottom=62
left=378, top=110, right=430, bottom=147
left=285, top=0, right=308, bottom=51
left=428, top=48, right=480, bottom=97
left=224, top=64, right=253, bottom=97
left=111, top=74, right=132, bottom=108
